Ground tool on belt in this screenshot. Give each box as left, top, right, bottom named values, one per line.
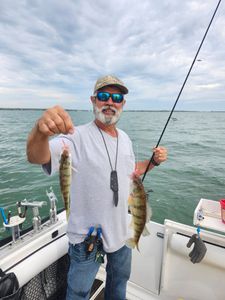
left=84, top=226, right=95, bottom=257
left=95, top=227, right=104, bottom=264
left=84, top=226, right=104, bottom=263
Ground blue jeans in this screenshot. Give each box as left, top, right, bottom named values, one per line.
left=66, top=242, right=131, bottom=300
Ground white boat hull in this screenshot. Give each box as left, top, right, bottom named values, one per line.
left=1, top=209, right=225, bottom=300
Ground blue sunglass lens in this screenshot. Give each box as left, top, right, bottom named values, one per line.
left=97, top=92, right=110, bottom=101
left=112, top=94, right=123, bottom=103
left=97, top=92, right=123, bottom=103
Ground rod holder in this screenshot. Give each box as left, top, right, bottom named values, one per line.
left=18, top=200, right=47, bottom=233
left=46, top=187, right=58, bottom=224
left=3, top=216, right=26, bottom=243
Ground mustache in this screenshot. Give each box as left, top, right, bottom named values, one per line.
left=101, top=105, right=117, bottom=113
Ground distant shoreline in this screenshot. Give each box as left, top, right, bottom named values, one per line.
left=0, top=108, right=224, bottom=112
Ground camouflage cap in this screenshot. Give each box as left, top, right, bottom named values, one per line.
left=94, top=75, right=128, bottom=94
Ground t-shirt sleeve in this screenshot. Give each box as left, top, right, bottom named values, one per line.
left=42, top=137, right=62, bottom=176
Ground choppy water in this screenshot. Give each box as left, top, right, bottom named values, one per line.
left=0, top=109, right=225, bottom=240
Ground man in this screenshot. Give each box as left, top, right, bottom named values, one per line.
left=27, top=75, right=167, bottom=300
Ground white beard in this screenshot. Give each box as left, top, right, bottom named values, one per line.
left=93, top=104, right=122, bottom=125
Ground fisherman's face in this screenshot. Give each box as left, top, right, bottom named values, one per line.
left=91, top=86, right=126, bottom=125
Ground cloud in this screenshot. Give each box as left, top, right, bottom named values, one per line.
left=0, top=0, right=224, bottom=110
left=195, top=83, right=221, bottom=90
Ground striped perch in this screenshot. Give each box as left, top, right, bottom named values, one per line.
left=59, top=143, right=72, bottom=220
left=126, top=172, right=151, bottom=251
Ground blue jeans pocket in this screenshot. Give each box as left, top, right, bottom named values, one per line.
left=69, top=242, right=98, bottom=264
left=67, top=242, right=102, bottom=300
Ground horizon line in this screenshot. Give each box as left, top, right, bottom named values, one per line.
left=0, top=108, right=225, bottom=113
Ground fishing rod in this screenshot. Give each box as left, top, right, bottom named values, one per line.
left=142, top=0, right=222, bottom=182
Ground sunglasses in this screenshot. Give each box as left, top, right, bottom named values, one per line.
left=96, top=92, right=124, bottom=103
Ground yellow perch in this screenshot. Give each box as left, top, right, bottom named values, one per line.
left=126, top=172, right=151, bottom=251
left=59, top=143, right=72, bottom=220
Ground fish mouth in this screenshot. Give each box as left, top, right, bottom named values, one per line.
left=131, top=171, right=142, bottom=180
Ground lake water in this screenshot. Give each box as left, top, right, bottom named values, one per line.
left=0, top=109, right=225, bottom=240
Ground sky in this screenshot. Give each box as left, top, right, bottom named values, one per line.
left=0, top=0, right=224, bottom=111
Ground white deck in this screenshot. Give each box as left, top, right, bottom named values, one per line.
left=94, top=219, right=225, bottom=300
left=1, top=206, right=225, bottom=300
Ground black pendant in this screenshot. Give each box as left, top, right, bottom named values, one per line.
left=110, top=170, right=119, bottom=206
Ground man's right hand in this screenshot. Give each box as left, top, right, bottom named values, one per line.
left=27, top=106, right=74, bottom=164
left=36, top=105, right=74, bottom=137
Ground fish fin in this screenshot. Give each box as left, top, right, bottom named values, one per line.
left=71, top=166, right=78, bottom=173
left=136, top=243, right=140, bottom=252
left=146, top=202, right=152, bottom=223
left=142, top=225, right=150, bottom=236
left=128, top=195, right=134, bottom=205
left=126, top=238, right=136, bottom=249
left=128, top=217, right=134, bottom=229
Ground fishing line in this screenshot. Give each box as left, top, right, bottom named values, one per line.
left=142, top=0, right=222, bottom=182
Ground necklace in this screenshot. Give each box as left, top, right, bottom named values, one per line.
left=96, top=125, right=119, bottom=207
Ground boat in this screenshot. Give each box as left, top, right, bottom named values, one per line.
left=1, top=188, right=225, bottom=300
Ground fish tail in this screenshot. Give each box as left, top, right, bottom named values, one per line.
left=142, top=225, right=150, bottom=236
left=66, top=208, right=70, bottom=220
left=136, top=243, right=140, bottom=252
left=126, top=238, right=137, bottom=250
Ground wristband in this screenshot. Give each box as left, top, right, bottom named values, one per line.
left=151, top=157, right=160, bottom=166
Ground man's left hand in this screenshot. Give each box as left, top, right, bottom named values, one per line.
left=152, top=146, right=168, bottom=165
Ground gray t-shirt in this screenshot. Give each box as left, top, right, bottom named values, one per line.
left=43, top=121, right=135, bottom=252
